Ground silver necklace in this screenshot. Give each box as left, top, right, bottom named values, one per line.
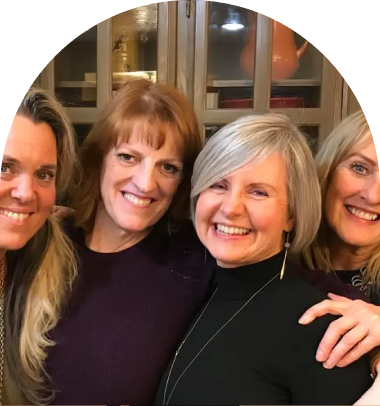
left=351, top=265, right=371, bottom=297
left=0, top=259, right=5, bottom=405
left=163, top=271, right=280, bottom=405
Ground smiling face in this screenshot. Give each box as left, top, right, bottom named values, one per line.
left=0, top=114, right=57, bottom=251
left=195, top=153, right=294, bottom=268
left=324, top=137, right=380, bottom=253
left=97, top=123, right=184, bottom=235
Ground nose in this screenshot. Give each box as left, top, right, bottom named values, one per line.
left=133, top=162, right=157, bottom=194
left=10, top=174, right=36, bottom=203
left=220, top=191, right=245, bottom=219
left=361, top=178, right=380, bottom=205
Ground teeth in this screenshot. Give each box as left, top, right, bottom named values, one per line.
left=0, top=209, right=30, bottom=221
left=347, top=206, right=378, bottom=221
left=216, top=224, right=251, bottom=235
left=123, top=193, right=151, bottom=207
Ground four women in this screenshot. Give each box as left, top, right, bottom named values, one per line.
left=2, top=79, right=380, bottom=405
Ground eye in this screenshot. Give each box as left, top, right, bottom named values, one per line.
left=1, top=163, right=11, bottom=175
left=36, top=170, right=55, bottom=182
left=210, top=183, right=226, bottom=191
left=118, top=153, right=135, bottom=163
left=351, top=162, right=368, bottom=175
left=250, top=189, right=269, bottom=198
left=162, top=163, right=180, bottom=175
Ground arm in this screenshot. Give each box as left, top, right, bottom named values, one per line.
left=299, top=294, right=380, bottom=369
left=355, top=362, right=380, bottom=405
left=279, top=305, right=373, bottom=405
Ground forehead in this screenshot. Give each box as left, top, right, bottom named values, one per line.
left=5, top=115, right=57, bottom=164
left=117, top=120, right=184, bottom=158
left=226, top=152, right=287, bottom=183
left=349, top=136, right=378, bottom=164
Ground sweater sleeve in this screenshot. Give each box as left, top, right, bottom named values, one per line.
left=283, top=312, right=373, bottom=405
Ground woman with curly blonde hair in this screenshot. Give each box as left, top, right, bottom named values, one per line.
left=1, top=86, right=79, bottom=404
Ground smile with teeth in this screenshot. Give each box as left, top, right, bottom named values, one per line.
left=123, top=193, right=152, bottom=207
left=0, top=209, right=31, bottom=221
left=215, top=224, right=251, bottom=236
left=346, top=206, right=379, bottom=221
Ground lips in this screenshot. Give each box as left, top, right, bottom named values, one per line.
left=346, top=205, right=379, bottom=221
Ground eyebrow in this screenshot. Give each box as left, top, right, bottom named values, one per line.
left=2, top=155, right=57, bottom=171
left=349, top=152, right=378, bottom=167
left=221, top=177, right=276, bottom=191
left=120, top=148, right=183, bottom=165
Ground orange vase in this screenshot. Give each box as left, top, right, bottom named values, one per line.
left=240, top=12, right=308, bottom=81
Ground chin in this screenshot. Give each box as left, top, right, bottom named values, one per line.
left=117, top=219, right=152, bottom=233
left=0, top=237, right=30, bottom=251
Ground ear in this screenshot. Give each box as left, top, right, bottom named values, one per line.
left=285, top=214, right=295, bottom=233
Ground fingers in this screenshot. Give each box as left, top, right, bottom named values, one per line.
left=336, top=336, right=377, bottom=368
left=299, top=300, right=349, bottom=325
left=315, top=316, right=358, bottom=363
left=327, top=293, right=351, bottom=302
left=322, top=324, right=368, bottom=368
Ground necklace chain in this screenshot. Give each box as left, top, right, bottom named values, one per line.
left=0, top=259, right=5, bottom=405
left=163, top=271, right=280, bottom=405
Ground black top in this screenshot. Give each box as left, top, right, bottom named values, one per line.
left=155, top=252, right=372, bottom=405
left=45, top=219, right=215, bottom=405
left=335, top=270, right=380, bottom=305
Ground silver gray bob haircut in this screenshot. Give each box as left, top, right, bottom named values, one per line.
left=190, top=113, right=321, bottom=254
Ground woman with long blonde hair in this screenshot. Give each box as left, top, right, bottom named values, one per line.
left=1, top=86, right=79, bottom=404
left=300, top=110, right=380, bottom=385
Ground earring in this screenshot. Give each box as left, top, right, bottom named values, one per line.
left=280, top=232, right=290, bottom=280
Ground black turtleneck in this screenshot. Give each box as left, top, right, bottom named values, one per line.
left=155, top=252, right=372, bottom=405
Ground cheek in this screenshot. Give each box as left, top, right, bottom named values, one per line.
left=0, top=181, right=11, bottom=200
left=249, top=201, right=287, bottom=231
left=195, top=194, right=217, bottom=231
left=35, top=186, right=56, bottom=217
left=160, top=177, right=182, bottom=200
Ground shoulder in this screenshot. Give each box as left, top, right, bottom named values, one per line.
left=147, top=218, right=216, bottom=284
left=293, top=264, right=370, bottom=302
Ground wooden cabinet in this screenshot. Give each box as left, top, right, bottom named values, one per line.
left=40, top=2, right=176, bottom=124
left=39, top=1, right=354, bottom=147
left=181, top=1, right=344, bottom=149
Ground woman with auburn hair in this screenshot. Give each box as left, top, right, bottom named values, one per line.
left=1, top=86, right=78, bottom=404
left=45, top=79, right=215, bottom=405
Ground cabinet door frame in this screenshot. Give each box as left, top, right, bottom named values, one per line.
left=39, top=2, right=176, bottom=124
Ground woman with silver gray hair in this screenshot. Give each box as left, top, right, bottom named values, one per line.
left=156, top=113, right=372, bottom=405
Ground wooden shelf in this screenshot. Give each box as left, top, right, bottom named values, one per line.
left=208, top=79, right=321, bottom=88
left=57, top=81, right=96, bottom=88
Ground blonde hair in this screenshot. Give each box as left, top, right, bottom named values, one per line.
left=191, top=113, right=321, bottom=254
left=5, top=86, right=79, bottom=403
left=72, top=79, right=202, bottom=232
left=302, top=110, right=380, bottom=287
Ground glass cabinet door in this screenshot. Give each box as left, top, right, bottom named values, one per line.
left=269, top=23, right=323, bottom=109
left=111, top=4, right=158, bottom=94
left=54, top=26, right=98, bottom=108
left=205, top=2, right=256, bottom=110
